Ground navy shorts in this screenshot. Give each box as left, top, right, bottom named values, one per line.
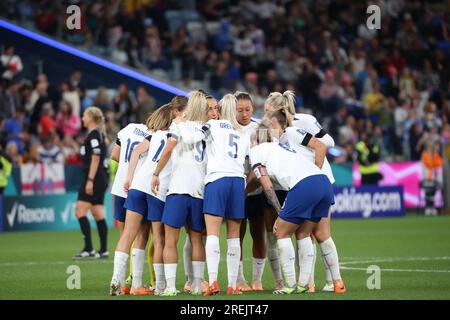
left=124, top=189, right=165, bottom=222
left=162, top=194, right=204, bottom=232
left=203, top=177, right=245, bottom=220
left=245, top=194, right=264, bottom=219
left=279, top=175, right=334, bottom=225
left=262, top=190, right=288, bottom=209
left=113, top=195, right=127, bottom=222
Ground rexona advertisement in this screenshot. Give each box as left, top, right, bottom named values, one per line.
left=1, top=192, right=113, bottom=232
left=332, top=186, right=405, bottom=218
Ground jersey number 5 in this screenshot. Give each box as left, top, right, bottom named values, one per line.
left=228, top=134, right=240, bottom=159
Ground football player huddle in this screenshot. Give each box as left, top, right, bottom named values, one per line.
left=108, top=90, right=346, bottom=297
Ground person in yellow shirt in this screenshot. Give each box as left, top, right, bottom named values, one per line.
left=0, top=144, right=13, bottom=195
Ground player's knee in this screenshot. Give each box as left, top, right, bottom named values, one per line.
left=313, top=228, right=329, bottom=243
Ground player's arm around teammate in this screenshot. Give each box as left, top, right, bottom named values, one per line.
left=110, top=104, right=173, bottom=296
left=250, top=121, right=335, bottom=294
left=196, top=95, right=250, bottom=296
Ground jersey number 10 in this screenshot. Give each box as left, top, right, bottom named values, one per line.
left=125, top=139, right=140, bottom=163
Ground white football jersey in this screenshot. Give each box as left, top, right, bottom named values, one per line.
left=250, top=142, right=326, bottom=190
left=166, top=121, right=207, bottom=199
left=111, top=123, right=150, bottom=198
left=131, top=130, right=172, bottom=201
left=241, top=119, right=262, bottom=195
left=292, top=113, right=323, bottom=136
left=280, top=127, right=335, bottom=184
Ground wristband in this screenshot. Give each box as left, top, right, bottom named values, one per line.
left=153, top=173, right=159, bottom=177
left=87, top=177, right=94, bottom=182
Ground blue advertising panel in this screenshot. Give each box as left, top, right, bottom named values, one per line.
left=1, top=192, right=113, bottom=232
left=332, top=186, right=405, bottom=218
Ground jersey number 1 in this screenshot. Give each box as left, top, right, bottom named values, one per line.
left=125, top=139, right=140, bottom=163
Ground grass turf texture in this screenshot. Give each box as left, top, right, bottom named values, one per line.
left=1, top=215, right=450, bottom=300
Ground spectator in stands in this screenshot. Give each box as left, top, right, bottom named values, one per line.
left=0, top=81, right=20, bottom=119
left=135, top=86, right=156, bottom=124
left=93, top=87, right=112, bottom=113
left=56, top=100, right=81, bottom=138
left=60, top=81, right=81, bottom=117
left=420, top=141, right=443, bottom=216
left=29, top=80, right=50, bottom=135
left=37, top=136, right=64, bottom=164
left=4, top=107, right=27, bottom=155
left=38, top=103, right=57, bottom=138
left=24, top=143, right=41, bottom=164
left=5, top=141, right=23, bottom=166
left=113, top=83, right=136, bottom=127
left=1, top=45, right=23, bottom=81
left=60, top=134, right=82, bottom=165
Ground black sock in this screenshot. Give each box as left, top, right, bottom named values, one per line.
left=96, top=219, right=108, bottom=253
left=78, top=217, right=93, bottom=252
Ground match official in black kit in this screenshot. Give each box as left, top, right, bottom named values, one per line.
left=73, top=106, right=110, bottom=259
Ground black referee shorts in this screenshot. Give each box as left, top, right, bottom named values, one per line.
left=77, top=172, right=109, bottom=205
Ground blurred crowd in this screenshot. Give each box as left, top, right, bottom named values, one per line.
left=1, top=0, right=450, bottom=166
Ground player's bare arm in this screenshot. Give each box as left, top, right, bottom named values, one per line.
left=124, top=138, right=150, bottom=193
left=110, top=143, right=120, bottom=162
left=254, top=165, right=282, bottom=213
left=307, top=137, right=327, bottom=169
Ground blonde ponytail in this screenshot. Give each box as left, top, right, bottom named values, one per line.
left=219, top=94, right=241, bottom=130
left=85, top=106, right=109, bottom=144
left=185, top=91, right=209, bottom=123
left=282, top=90, right=296, bottom=115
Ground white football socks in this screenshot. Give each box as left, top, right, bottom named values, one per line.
left=164, top=263, right=177, bottom=290
left=226, top=238, right=241, bottom=290
left=192, top=261, right=205, bottom=292
left=267, top=232, right=283, bottom=283
left=205, top=235, right=220, bottom=285
left=308, top=243, right=317, bottom=285
left=131, top=248, right=145, bottom=290
left=153, top=263, right=165, bottom=292
left=237, top=261, right=247, bottom=282
left=252, top=258, right=266, bottom=283
left=320, top=238, right=342, bottom=281
left=297, top=237, right=314, bottom=287
left=113, top=251, right=129, bottom=287
left=277, top=238, right=296, bottom=288
left=183, top=237, right=194, bottom=283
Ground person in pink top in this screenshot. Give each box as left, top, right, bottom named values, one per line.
left=56, top=100, right=81, bottom=137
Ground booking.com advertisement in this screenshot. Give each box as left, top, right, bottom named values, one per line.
left=353, top=162, right=443, bottom=208
left=0, top=193, right=113, bottom=232
left=332, top=186, right=405, bottom=219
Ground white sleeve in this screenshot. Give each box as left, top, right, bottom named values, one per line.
left=318, top=133, right=335, bottom=148
left=167, top=122, right=180, bottom=141
left=249, top=145, right=265, bottom=169
left=286, top=127, right=313, bottom=147
left=176, top=122, right=207, bottom=144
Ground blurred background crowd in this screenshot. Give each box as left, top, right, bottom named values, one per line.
left=1, top=0, right=450, bottom=167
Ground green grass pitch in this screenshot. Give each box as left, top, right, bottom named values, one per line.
left=1, top=215, right=450, bottom=300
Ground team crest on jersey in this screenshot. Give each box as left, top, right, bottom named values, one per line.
left=297, top=128, right=306, bottom=135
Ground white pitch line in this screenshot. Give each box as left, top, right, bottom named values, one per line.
left=340, top=256, right=450, bottom=265
left=340, top=266, right=450, bottom=273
